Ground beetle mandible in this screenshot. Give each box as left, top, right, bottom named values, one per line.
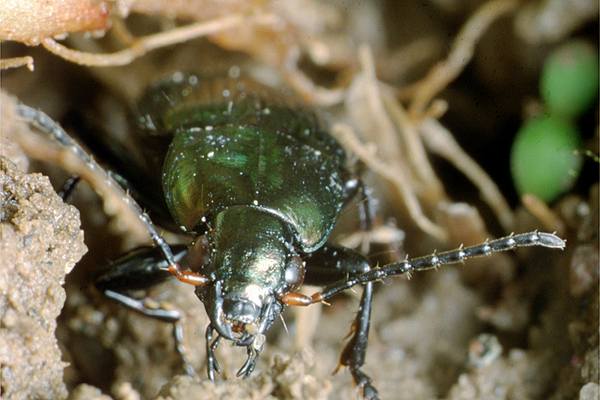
left=17, top=72, right=565, bottom=400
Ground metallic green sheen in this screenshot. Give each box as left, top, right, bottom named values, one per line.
left=207, top=207, right=290, bottom=292
left=156, top=75, right=348, bottom=251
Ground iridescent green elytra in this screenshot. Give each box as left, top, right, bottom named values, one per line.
left=137, top=73, right=348, bottom=252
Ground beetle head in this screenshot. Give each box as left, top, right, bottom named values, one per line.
left=193, top=207, right=305, bottom=346
left=198, top=280, right=283, bottom=346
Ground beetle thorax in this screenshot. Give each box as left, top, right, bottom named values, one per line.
left=198, top=206, right=295, bottom=340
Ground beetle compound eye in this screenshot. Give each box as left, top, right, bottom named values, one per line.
left=284, top=255, right=305, bottom=288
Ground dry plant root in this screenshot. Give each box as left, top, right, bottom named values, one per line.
left=409, top=0, right=519, bottom=117
left=40, top=13, right=278, bottom=67
left=521, top=194, right=566, bottom=235
left=283, top=47, right=347, bottom=106
left=337, top=0, right=521, bottom=241
left=0, top=56, right=34, bottom=71
left=0, top=0, right=110, bottom=45
left=332, top=122, right=447, bottom=241
left=420, top=118, right=514, bottom=232
left=0, top=0, right=110, bottom=70
left=381, top=91, right=445, bottom=203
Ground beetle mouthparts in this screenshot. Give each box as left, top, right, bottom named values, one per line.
left=223, top=298, right=261, bottom=324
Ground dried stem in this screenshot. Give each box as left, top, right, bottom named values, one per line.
left=41, top=13, right=277, bottom=67
left=409, top=0, right=518, bottom=117
left=0, top=56, right=34, bottom=71
left=420, top=118, right=514, bottom=232
left=283, top=47, right=346, bottom=106
left=521, top=194, right=565, bottom=235
left=382, top=90, right=446, bottom=203
left=358, top=45, right=406, bottom=165
left=377, top=36, right=442, bottom=80
left=332, top=122, right=447, bottom=241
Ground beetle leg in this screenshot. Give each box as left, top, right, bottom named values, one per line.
left=236, top=345, right=259, bottom=378
left=100, top=289, right=195, bottom=376
left=342, top=178, right=375, bottom=232
left=338, top=273, right=376, bottom=399
left=356, top=182, right=374, bottom=233
left=95, top=245, right=188, bottom=292
left=95, top=245, right=196, bottom=375
left=58, top=175, right=81, bottom=201
left=337, top=182, right=379, bottom=398
left=302, top=244, right=379, bottom=399
left=102, top=289, right=180, bottom=321
left=304, top=232, right=564, bottom=399
left=173, top=320, right=196, bottom=376
left=205, top=324, right=222, bottom=380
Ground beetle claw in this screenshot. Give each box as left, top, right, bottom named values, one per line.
left=236, top=346, right=258, bottom=378
left=183, top=362, right=196, bottom=377
left=207, top=356, right=221, bottom=380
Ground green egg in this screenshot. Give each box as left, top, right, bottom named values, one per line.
left=511, top=114, right=583, bottom=202
left=540, top=40, right=599, bottom=119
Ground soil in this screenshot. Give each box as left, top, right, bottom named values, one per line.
left=1, top=2, right=598, bottom=399
left=1, top=114, right=598, bottom=399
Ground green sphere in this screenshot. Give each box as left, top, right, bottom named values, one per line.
left=511, top=115, right=583, bottom=202
left=540, top=40, right=599, bottom=119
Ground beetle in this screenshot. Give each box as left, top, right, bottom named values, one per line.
left=16, top=72, right=565, bottom=400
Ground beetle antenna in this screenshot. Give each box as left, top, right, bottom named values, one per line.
left=310, top=231, right=566, bottom=303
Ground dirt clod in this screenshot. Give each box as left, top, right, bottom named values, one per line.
left=0, top=157, right=87, bottom=400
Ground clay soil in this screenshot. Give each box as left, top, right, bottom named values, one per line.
left=1, top=2, right=598, bottom=399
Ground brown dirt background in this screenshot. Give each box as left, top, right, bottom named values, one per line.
left=1, top=2, right=598, bottom=399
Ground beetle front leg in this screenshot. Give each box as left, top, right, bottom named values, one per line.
left=95, top=245, right=196, bottom=376
left=236, top=345, right=259, bottom=378
left=205, top=324, right=222, bottom=381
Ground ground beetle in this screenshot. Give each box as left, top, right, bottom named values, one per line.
left=17, top=72, right=565, bottom=400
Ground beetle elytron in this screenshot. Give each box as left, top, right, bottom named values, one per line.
left=17, top=72, right=565, bottom=400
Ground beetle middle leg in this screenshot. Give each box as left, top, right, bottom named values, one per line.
left=306, top=176, right=379, bottom=395
left=304, top=244, right=378, bottom=399
left=94, top=245, right=196, bottom=375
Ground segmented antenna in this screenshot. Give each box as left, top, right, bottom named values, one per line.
left=313, top=232, right=566, bottom=302
left=15, top=104, right=178, bottom=269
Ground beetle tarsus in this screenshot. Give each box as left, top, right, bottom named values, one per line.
left=205, top=325, right=222, bottom=380
left=99, top=288, right=196, bottom=377
left=58, top=175, right=81, bottom=201
left=173, top=321, right=196, bottom=377
left=354, top=371, right=379, bottom=400
left=236, top=346, right=258, bottom=378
